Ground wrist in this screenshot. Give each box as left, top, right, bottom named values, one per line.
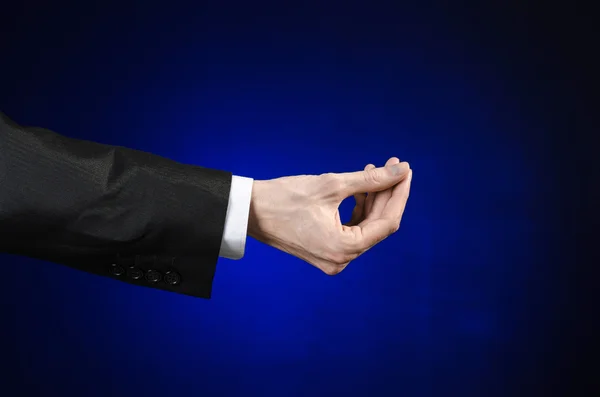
left=247, top=180, right=265, bottom=241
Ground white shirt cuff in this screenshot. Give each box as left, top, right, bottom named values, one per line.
left=218, top=175, right=254, bottom=260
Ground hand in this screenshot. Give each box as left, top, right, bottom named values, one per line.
left=247, top=157, right=412, bottom=275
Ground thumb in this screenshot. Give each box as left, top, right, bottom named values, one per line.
left=337, top=161, right=410, bottom=196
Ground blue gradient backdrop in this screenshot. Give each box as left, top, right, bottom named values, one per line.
left=1, top=2, right=575, bottom=397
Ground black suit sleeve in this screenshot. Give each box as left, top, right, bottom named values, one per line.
left=0, top=113, right=231, bottom=298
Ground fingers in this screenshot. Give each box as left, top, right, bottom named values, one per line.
left=344, top=193, right=366, bottom=226
left=357, top=168, right=412, bottom=250
left=345, top=158, right=397, bottom=227
left=337, top=161, right=410, bottom=197
left=381, top=168, right=412, bottom=222
left=363, top=164, right=376, bottom=216
left=368, top=157, right=400, bottom=220
left=343, top=158, right=402, bottom=227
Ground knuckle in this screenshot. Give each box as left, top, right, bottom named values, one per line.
left=321, top=172, right=336, bottom=182
left=387, top=220, right=400, bottom=234
left=364, top=169, right=382, bottom=185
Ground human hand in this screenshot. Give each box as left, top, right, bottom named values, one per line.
left=247, top=157, right=412, bottom=275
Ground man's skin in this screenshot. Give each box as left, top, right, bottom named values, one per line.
left=1, top=111, right=411, bottom=295
left=249, top=157, right=412, bottom=275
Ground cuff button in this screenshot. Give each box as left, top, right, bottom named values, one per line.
left=128, top=267, right=144, bottom=280
left=145, top=269, right=162, bottom=283
left=164, top=271, right=181, bottom=286
left=110, top=264, right=125, bottom=277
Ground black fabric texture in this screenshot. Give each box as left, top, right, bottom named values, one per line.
left=0, top=113, right=232, bottom=298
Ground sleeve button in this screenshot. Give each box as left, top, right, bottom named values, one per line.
left=145, top=269, right=162, bottom=283
left=164, top=271, right=181, bottom=286
left=110, top=263, right=125, bottom=276
left=128, top=267, right=144, bottom=280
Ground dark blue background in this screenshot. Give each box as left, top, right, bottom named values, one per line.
left=1, top=1, right=591, bottom=396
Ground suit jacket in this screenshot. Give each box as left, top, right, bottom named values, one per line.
left=0, top=113, right=231, bottom=298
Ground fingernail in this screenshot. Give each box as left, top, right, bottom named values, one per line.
left=390, top=162, right=409, bottom=175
